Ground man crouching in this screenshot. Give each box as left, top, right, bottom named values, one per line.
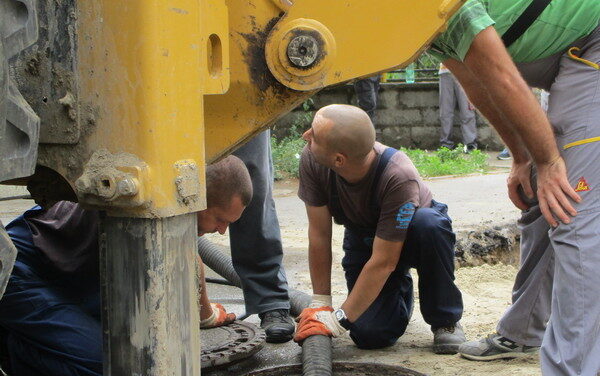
left=294, top=104, right=465, bottom=353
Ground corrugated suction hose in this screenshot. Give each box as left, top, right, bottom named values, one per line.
left=197, top=237, right=333, bottom=375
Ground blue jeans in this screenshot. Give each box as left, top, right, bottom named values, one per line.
left=0, top=208, right=102, bottom=376
left=342, top=200, right=463, bottom=349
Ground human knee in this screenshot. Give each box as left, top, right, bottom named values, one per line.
left=349, top=321, right=406, bottom=350
left=410, top=208, right=449, bottom=234
left=7, top=333, right=102, bottom=376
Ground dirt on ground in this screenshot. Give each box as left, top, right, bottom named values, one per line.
left=1, top=171, right=541, bottom=375
left=272, top=178, right=540, bottom=375
left=203, top=176, right=541, bottom=376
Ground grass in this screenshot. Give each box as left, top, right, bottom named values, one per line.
left=401, top=146, right=489, bottom=178
left=271, top=138, right=489, bottom=180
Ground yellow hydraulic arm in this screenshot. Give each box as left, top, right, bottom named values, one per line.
left=265, top=0, right=463, bottom=90
left=205, top=0, right=465, bottom=164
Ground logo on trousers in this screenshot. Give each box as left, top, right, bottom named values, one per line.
left=575, top=177, right=591, bottom=192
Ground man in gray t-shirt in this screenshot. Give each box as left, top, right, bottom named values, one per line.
left=293, top=104, right=465, bottom=353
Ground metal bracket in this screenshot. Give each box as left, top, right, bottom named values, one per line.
left=75, top=149, right=149, bottom=211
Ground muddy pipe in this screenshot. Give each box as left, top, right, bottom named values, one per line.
left=197, top=237, right=333, bottom=375
left=197, top=237, right=310, bottom=316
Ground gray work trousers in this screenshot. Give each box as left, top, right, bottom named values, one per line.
left=438, top=72, right=477, bottom=148
left=230, top=130, right=290, bottom=314
left=502, top=23, right=600, bottom=376
left=496, top=204, right=553, bottom=347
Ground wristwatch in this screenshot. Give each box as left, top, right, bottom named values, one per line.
left=333, top=308, right=352, bottom=330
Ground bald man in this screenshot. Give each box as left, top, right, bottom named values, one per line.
left=294, top=104, right=465, bottom=353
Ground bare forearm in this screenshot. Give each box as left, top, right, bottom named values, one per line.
left=197, top=255, right=212, bottom=320
left=446, top=60, right=530, bottom=162
left=463, top=27, right=560, bottom=164
left=341, top=260, right=393, bottom=322
left=308, top=236, right=332, bottom=295
left=472, top=65, right=555, bottom=163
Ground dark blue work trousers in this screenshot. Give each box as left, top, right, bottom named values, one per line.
left=342, top=200, right=463, bottom=349
left=0, top=209, right=102, bottom=376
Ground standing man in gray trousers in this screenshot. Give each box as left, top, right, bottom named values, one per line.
left=438, top=64, right=478, bottom=152
left=231, top=130, right=295, bottom=343
left=426, top=0, right=600, bottom=374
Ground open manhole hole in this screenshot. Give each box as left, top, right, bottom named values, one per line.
left=248, top=362, right=426, bottom=376
left=201, top=320, right=266, bottom=369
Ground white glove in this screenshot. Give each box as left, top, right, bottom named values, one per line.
left=309, top=294, right=332, bottom=308
left=315, top=309, right=347, bottom=337
left=200, top=303, right=236, bottom=328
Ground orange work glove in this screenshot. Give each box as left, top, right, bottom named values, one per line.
left=293, top=306, right=346, bottom=344
left=200, top=303, right=236, bottom=328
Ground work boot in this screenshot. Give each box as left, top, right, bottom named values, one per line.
left=458, top=333, right=539, bottom=361
left=432, top=322, right=466, bottom=354
left=463, top=143, right=478, bottom=154
left=259, top=309, right=295, bottom=343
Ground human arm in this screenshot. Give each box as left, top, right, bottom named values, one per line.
left=443, top=56, right=535, bottom=210
left=293, top=204, right=338, bottom=343
left=197, top=255, right=236, bottom=328
left=341, top=237, right=403, bottom=322
left=294, top=236, right=404, bottom=343
left=305, top=204, right=333, bottom=297
left=445, top=27, right=580, bottom=225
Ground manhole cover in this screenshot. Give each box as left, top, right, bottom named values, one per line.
left=201, top=320, right=266, bottom=369
left=248, top=362, right=426, bottom=376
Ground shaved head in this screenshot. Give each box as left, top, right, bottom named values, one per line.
left=314, top=104, right=376, bottom=162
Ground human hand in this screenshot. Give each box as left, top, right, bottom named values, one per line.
left=535, top=156, right=581, bottom=227
left=200, top=303, right=236, bottom=328
left=293, top=306, right=345, bottom=344
left=507, top=159, right=534, bottom=210
left=309, top=294, right=332, bottom=308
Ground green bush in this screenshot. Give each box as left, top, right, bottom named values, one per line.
left=271, top=99, right=313, bottom=180
left=271, top=137, right=306, bottom=180
left=401, top=146, right=488, bottom=177
left=272, top=142, right=489, bottom=180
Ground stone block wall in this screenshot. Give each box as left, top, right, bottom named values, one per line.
left=272, top=82, right=505, bottom=150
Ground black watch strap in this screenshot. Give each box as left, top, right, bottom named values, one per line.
left=338, top=316, right=351, bottom=330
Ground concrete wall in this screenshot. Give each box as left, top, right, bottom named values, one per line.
left=272, top=82, right=505, bottom=150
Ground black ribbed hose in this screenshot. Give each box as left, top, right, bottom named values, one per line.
left=302, top=335, right=333, bottom=376
left=196, top=237, right=333, bottom=375
left=197, top=237, right=242, bottom=287
left=197, top=237, right=310, bottom=317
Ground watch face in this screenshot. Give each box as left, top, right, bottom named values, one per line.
left=334, top=309, right=345, bottom=321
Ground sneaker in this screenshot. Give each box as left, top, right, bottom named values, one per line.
left=458, top=333, right=539, bottom=361
left=463, top=143, right=478, bottom=154
left=259, top=309, right=295, bottom=343
left=432, top=322, right=466, bottom=354
left=497, top=148, right=512, bottom=160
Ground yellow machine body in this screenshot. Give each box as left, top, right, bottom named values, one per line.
left=12, top=0, right=464, bottom=218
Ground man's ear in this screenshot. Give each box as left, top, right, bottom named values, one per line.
left=333, top=153, right=346, bottom=168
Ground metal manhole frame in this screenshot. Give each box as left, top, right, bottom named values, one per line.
left=201, top=320, right=266, bottom=369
